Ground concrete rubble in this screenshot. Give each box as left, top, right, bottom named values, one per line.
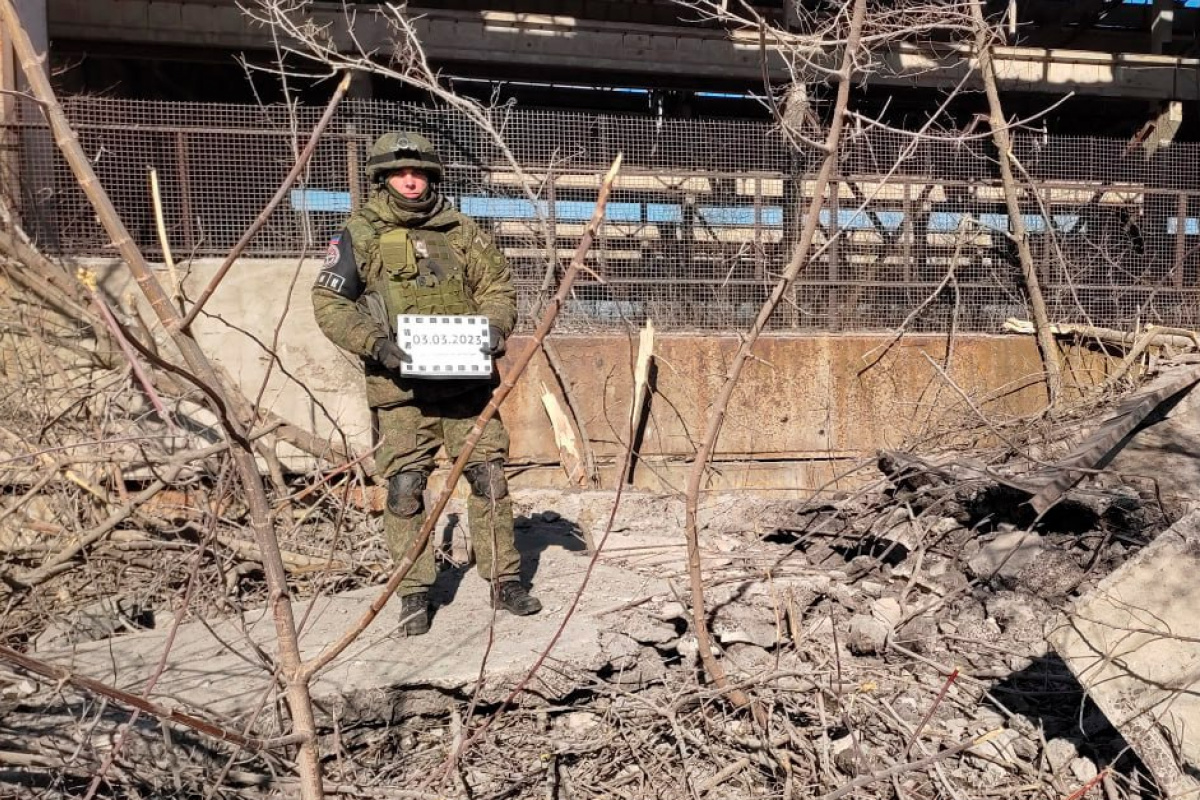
left=4, top=461, right=1193, bottom=799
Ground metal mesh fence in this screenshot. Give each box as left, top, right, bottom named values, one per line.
left=4, top=97, right=1198, bottom=333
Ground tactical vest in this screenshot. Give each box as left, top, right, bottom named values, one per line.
left=374, top=226, right=478, bottom=325
left=360, top=211, right=488, bottom=407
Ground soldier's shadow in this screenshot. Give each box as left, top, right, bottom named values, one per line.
left=430, top=512, right=587, bottom=612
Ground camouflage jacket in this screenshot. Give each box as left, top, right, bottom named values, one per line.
left=312, top=189, right=517, bottom=407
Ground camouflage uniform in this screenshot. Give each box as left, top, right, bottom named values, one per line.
left=311, top=132, right=521, bottom=599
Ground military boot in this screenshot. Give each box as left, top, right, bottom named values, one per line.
left=399, top=592, right=430, bottom=636
left=493, top=581, right=542, bottom=616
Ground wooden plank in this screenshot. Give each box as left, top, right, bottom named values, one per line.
left=626, top=320, right=655, bottom=485
left=539, top=382, right=588, bottom=487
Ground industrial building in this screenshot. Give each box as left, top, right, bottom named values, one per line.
left=3, top=1, right=1198, bottom=135
left=3, top=1, right=1197, bottom=329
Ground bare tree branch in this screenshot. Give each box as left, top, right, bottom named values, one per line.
left=0, top=4, right=325, bottom=796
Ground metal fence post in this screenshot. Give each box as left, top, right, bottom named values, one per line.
left=903, top=181, right=914, bottom=283
left=546, top=167, right=557, bottom=280
left=346, top=122, right=360, bottom=211
left=828, top=176, right=841, bottom=330
left=174, top=130, right=195, bottom=251
left=1174, top=192, right=1189, bottom=289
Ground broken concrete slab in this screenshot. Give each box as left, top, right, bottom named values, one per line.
left=1104, top=381, right=1200, bottom=511
left=35, top=593, right=155, bottom=650
left=845, top=613, right=890, bottom=655
left=967, top=529, right=1044, bottom=583
left=869, top=505, right=923, bottom=553
left=1049, top=510, right=1200, bottom=799
left=1017, top=547, right=1085, bottom=599
left=43, top=527, right=667, bottom=730
left=713, top=611, right=779, bottom=649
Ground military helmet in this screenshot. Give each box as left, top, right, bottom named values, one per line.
left=366, top=131, right=443, bottom=183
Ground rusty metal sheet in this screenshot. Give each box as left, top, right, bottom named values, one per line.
left=500, top=333, right=1059, bottom=465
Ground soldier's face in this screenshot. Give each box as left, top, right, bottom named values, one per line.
left=387, top=167, right=430, bottom=199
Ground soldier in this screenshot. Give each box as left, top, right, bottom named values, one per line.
left=312, top=131, right=541, bottom=636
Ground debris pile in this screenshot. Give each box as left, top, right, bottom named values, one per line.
left=1, top=458, right=1175, bottom=798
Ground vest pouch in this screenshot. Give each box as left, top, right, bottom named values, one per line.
left=380, top=229, right=418, bottom=282
left=410, top=230, right=457, bottom=284
left=424, top=274, right=477, bottom=316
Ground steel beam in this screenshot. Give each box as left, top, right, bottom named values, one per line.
left=43, top=0, right=1200, bottom=100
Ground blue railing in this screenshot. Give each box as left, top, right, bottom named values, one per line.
left=290, top=189, right=1200, bottom=236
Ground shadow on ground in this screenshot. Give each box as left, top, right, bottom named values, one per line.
left=430, top=513, right=587, bottom=617
left=987, top=653, right=1160, bottom=795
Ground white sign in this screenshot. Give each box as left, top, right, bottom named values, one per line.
left=397, top=315, right=493, bottom=379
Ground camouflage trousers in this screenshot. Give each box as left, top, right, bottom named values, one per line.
left=373, top=387, right=520, bottom=595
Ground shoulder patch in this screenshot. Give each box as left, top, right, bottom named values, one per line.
left=314, top=226, right=361, bottom=299
left=323, top=233, right=341, bottom=268
left=316, top=269, right=345, bottom=293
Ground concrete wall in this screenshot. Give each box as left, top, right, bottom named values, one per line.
left=94, top=258, right=1108, bottom=494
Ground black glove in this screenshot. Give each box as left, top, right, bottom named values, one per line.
left=480, top=325, right=506, bottom=357
left=371, top=337, right=409, bottom=371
